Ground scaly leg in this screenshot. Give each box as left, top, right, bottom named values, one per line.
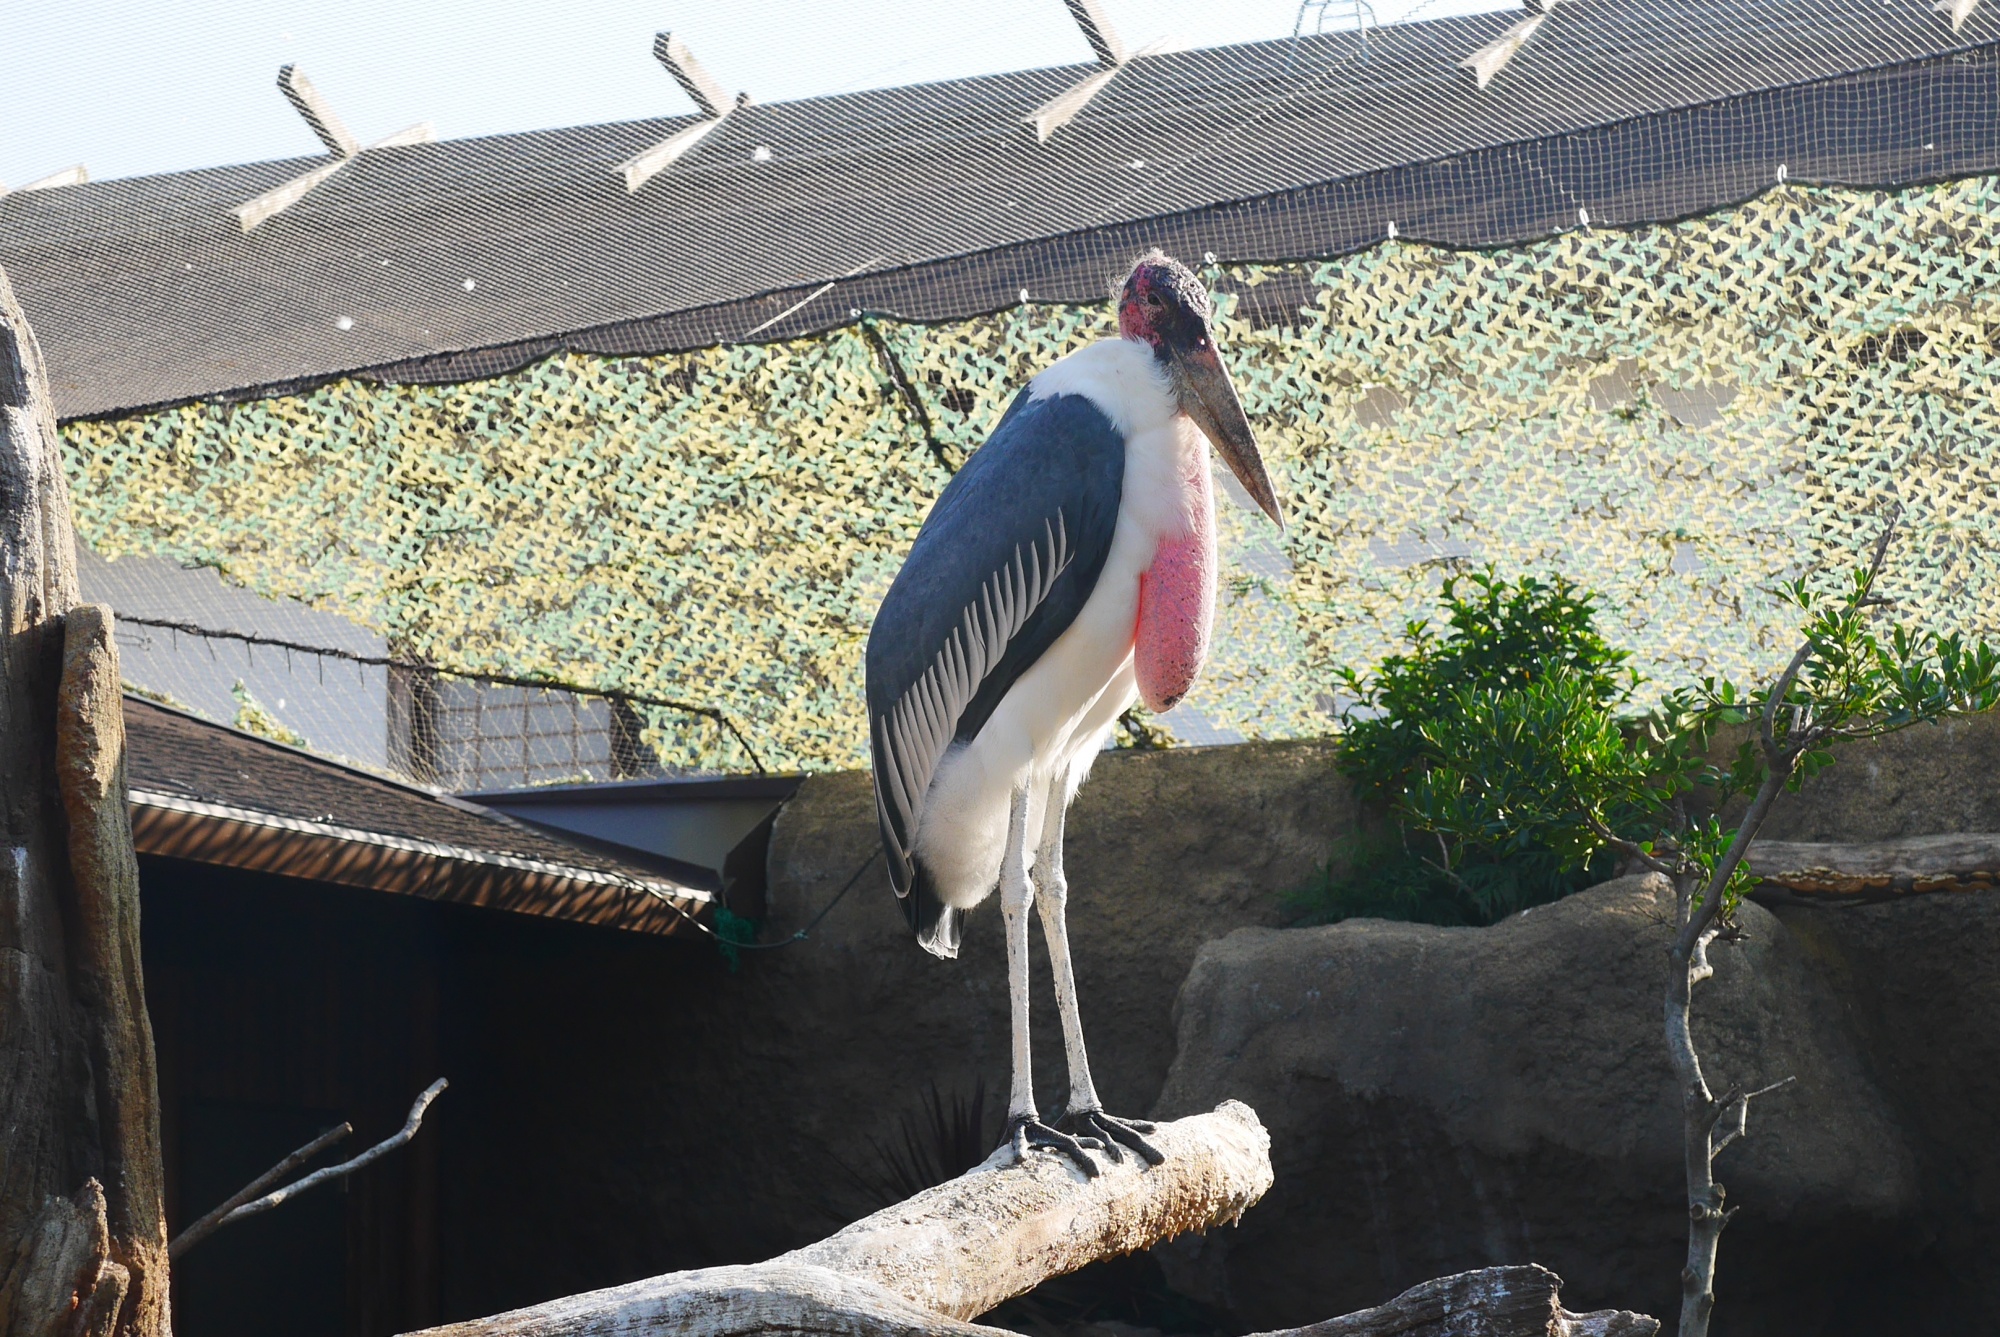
left=999, top=782, right=1098, bottom=1174
left=1034, top=773, right=1163, bottom=1166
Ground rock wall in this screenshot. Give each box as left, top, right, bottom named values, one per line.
left=1756, top=707, right=2000, bottom=842
left=1773, top=893, right=2000, bottom=1334
left=742, top=722, right=2000, bottom=1334
left=377, top=738, right=1352, bottom=1323
left=1151, top=876, right=1934, bottom=1335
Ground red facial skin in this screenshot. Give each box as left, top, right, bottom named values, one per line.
left=1117, top=263, right=1176, bottom=352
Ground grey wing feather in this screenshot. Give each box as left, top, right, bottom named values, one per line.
left=872, top=514, right=1072, bottom=879
left=865, top=389, right=1126, bottom=909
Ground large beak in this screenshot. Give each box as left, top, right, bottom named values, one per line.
left=1170, top=333, right=1284, bottom=530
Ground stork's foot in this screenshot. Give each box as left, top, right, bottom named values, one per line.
left=1060, top=1107, right=1165, bottom=1167
left=1007, top=1113, right=1104, bottom=1178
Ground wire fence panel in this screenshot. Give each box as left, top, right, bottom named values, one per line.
left=112, top=615, right=762, bottom=788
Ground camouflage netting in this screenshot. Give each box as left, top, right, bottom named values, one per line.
left=62, top=173, right=2000, bottom=773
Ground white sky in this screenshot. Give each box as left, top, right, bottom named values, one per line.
left=2, top=0, right=1509, bottom=187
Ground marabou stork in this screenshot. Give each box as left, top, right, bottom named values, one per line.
left=866, top=251, right=1283, bottom=1175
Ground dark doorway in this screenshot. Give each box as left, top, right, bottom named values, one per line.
left=170, top=1100, right=348, bottom=1337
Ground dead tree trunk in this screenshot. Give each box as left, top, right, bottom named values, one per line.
left=402, top=1103, right=1659, bottom=1337
left=0, top=265, right=169, bottom=1337
left=1748, top=833, right=2000, bottom=900
left=404, top=1101, right=1275, bottom=1337
left=1245, top=1265, right=1658, bottom=1337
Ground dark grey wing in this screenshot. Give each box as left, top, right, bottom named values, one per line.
left=865, top=390, right=1125, bottom=952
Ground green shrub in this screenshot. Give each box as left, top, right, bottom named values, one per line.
left=1387, top=531, right=2000, bottom=1337
left=1289, top=570, right=1635, bottom=927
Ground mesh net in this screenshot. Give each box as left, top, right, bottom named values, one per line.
left=12, top=0, right=2000, bottom=781
left=112, top=614, right=762, bottom=788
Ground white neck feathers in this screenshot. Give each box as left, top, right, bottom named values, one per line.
left=1027, top=338, right=1176, bottom=440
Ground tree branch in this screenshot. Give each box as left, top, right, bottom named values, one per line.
left=1677, top=764, right=1786, bottom=959
left=1686, top=925, right=1718, bottom=989
left=1711, top=1077, right=1796, bottom=1158
left=1581, top=810, right=1675, bottom=877
left=1244, top=1264, right=1658, bottom=1337
left=1747, top=833, right=2000, bottom=901
left=171, top=1079, right=445, bottom=1258
left=398, top=1107, right=1658, bottom=1337
left=1759, top=640, right=1814, bottom=769
left=169, top=1121, right=352, bottom=1259
left=1861, top=508, right=1901, bottom=589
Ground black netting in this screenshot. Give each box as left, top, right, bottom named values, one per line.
left=7, top=0, right=1998, bottom=421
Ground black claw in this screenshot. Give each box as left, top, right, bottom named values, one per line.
left=1062, top=1108, right=1166, bottom=1167
left=1007, top=1114, right=1102, bottom=1178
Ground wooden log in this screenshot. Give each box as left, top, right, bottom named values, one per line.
left=401, top=1104, right=1662, bottom=1337
left=402, top=1100, right=1274, bottom=1337
left=52, top=606, right=169, bottom=1335
left=404, top=1264, right=1019, bottom=1337
left=1747, top=834, right=2000, bottom=902
left=1245, top=1265, right=1659, bottom=1337
left=0, top=263, right=167, bottom=1337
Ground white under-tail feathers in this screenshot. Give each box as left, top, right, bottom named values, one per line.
left=876, top=512, right=1075, bottom=893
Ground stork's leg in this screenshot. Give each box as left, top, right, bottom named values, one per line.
left=998, top=782, right=1099, bottom=1175
left=1035, top=776, right=1165, bottom=1167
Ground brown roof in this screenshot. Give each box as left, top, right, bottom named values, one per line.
left=123, top=695, right=708, bottom=936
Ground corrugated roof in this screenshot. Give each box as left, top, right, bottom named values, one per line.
left=124, top=695, right=709, bottom=935
left=6, top=0, right=1999, bottom=419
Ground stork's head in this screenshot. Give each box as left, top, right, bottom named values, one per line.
left=1118, top=250, right=1284, bottom=530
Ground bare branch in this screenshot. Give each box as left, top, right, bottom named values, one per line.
left=1759, top=640, right=1813, bottom=768
left=1242, top=1265, right=1660, bottom=1337
left=1861, top=507, right=1901, bottom=591
left=1697, top=1086, right=1735, bottom=1137
left=1582, top=810, right=1675, bottom=876
left=176, top=1079, right=445, bottom=1254
left=408, top=1101, right=1276, bottom=1336
left=1712, top=1077, right=1796, bottom=1157
left=1417, top=832, right=1472, bottom=893
left=1743, top=1076, right=1798, bottom=1102
left=1757, top=516, right=1895, bottom=768
left=169, top=1120, right=351, bottom=1259
left=1687, top=926, right=1717, bottom=988
left=1678, top=765, right=1787, bottom=960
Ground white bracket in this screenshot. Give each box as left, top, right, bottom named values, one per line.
left=232, top=66, right=434, bottom=232
left=617, top=33, right=751, bottom=193
left=8, top=165, right=90, bottom=194
left=1027, top=1, right=1170, bottom=146
left=653, top=31, right=732, bottom=118
left=1458, top=1, right=1560, bottom=89
left=279, top=65, right=361, bottom=159
left=1937, top=0, right=1981, bottom=31
left=1065, top=0, right=1126, bottom=67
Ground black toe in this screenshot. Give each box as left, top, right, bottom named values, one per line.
left=1062, top=1108, right=1166, bottom=1167
left=1007, top=1114, right=1102, bottom=1178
